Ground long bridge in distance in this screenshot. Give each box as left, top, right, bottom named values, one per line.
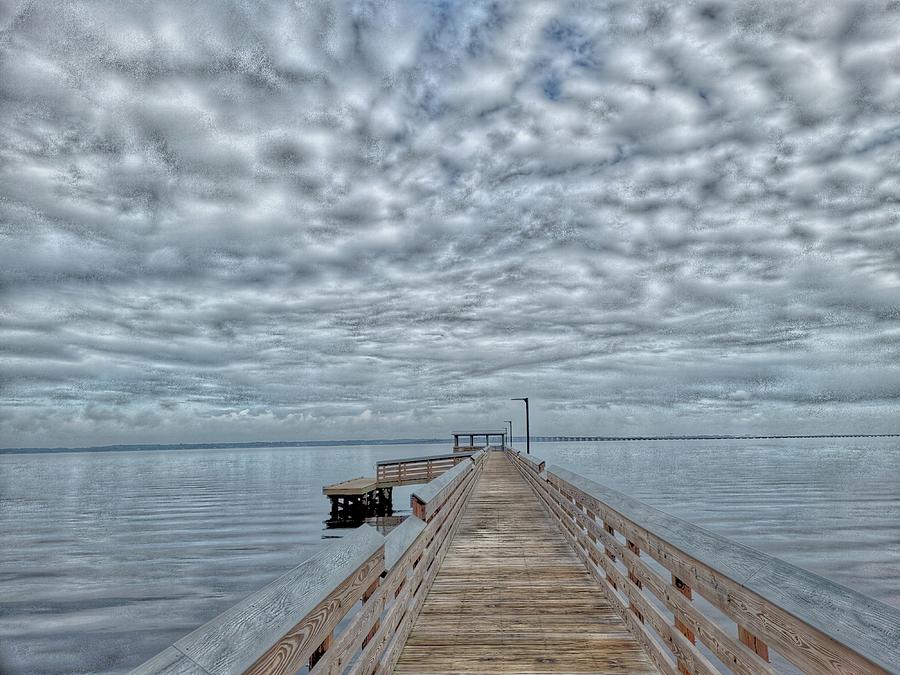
left=532, top=433, right=900, bottom=442
left=133, top=432, right=900, bottom=675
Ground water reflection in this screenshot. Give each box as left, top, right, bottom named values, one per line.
left=1, top=438, right=898, bottom=674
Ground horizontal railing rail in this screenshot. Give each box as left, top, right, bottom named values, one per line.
left=507, top=450, right=900, bottom=675
left=410, top=449, right=484, bottom=521
left=452, top=445, right=486, bottom=452
left=516, top=452, right=545, bottom=473
left=132, top=450, right=487, bottom=675
left=375, top=451, right=474, bottom=486
left=375, top=451, right=475, bottom=466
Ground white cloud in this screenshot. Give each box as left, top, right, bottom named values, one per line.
left=1, top=0, right=899, bottom=447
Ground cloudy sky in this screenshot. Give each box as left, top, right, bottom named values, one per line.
left=1, top=0, right=899, bottom=448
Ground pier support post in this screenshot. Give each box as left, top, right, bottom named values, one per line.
left=327, top=488, right=393, bottom=527
left=412, top=495, right=426, bottom=520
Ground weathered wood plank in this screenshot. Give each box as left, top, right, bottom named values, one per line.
left=546, top=464, right=900, bottom=674
left=134, top=449, right=485, bottom=675
left=128, top=647, right=209, bottom=675
left=539, top=475, right=774, bottom=675
left=172, top=526, right=384, bottom=675
left=395, top=453, right=656, bottom=673
left=375, top=457, right=481, bottom=674
left=549, top=466, right=771, bottom=582
left=323, top=476, right=379, bottom=496
left=410, top=458, right=474, bottom=521
left=375, top=451, right=475, bottom=466
left=384, top=516, right=426, bottom=570
left=518, top=463, right=675, bottom=675
left=539, top=477, right=717, bottom=674
left=514, top=450, right=546, bottom=473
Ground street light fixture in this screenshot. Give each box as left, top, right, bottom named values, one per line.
left=511, top=398, right=530, bottom=455
left=504, top=420, right=513, bottom=449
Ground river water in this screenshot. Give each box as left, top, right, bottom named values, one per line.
left=1, top=438, right=898, bottom=673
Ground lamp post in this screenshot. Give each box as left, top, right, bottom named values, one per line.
left=504, top=420, right=513, bottom=449
left=511, top=398, right=530, bottom=455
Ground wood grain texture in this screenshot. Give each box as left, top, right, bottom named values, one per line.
left=514, top=450, right=546, bottom=473
left=170, top=526, right=384, bottom=675
left=376, top=452, right=476, bottom=466
left=410, top=458, right=474, bottom=517
left=534, top=472, right=772, bottom=675
left=127, top=647, right=209, bottom=675
left=384, top=516, right=426, bottom=570
left=323, top=477, right=380, bottom=496
left=376, top=461, right=481, bottom=674
left=394, top=453, right=657, bottom=674
left=513, top=456, right=676, bottom=675
left=377, top=453, right=473, bottom=487
left=361, top=484, right=471, bottom=675
left=134, top=452, right=485, bottom=675
left=545, top=464, right=900, bottom=674
left=316, top=453, right=483, bottom=675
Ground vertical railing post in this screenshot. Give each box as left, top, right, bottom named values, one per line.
left=672, top=574, right=696, bottom=675
left=626, top=539, right=644, bottom=624
left=627, top=540, right=643, bottom=589
left=603, top=523, right=617, bottom=590
left=586, top=508, right=598, bottom=544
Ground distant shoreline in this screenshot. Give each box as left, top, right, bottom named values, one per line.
left=0, top=438, right=448, bottom=455
left=2, top=433, right=898, bottom=454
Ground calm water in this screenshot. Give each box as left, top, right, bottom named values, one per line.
left=1, top=439, right=899, bottom=674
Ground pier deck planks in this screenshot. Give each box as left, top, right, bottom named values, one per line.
left=322, top=477, right=379, bottom=496
left=394, top=453, right=656, bottom=674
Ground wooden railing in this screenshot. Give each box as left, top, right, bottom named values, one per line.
left=507, top=450, right=900, bottom=675
left=375, top=451, right=474, bottom=487
left=131, top=449, right=487, bottom=675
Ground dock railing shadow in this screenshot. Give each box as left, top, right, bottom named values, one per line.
left=131, top=450, right=488, bottom=675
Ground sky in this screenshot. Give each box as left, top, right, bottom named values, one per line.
left=1, top=0, right=899, bottom=448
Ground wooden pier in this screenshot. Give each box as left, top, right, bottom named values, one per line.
left=323, top=452, right=476, bottom=525
left=395, top=452, right=654, bottom=673
left=133, top=441, right=900, bottom=675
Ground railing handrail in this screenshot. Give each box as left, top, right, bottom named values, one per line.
left=547, top=464, right=900, bottom=673
left=508, top=450, right=900, bottom=674
left=410, top=451, right=482, bottom=515
left=513, top=450, right=546, bottom=473
left=384, top=515, right=426, bottom=569
left=132, top=450, right=486, bottom=675
left=130, top=526, right=384, bottom=674
left=376, top=451, right=474, bottom=466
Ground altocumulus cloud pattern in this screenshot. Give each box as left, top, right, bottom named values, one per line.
left=1, top=1, right=899, bottom=447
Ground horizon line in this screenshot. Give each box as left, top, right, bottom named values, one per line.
left=2, top=432, right=899, bottom=454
